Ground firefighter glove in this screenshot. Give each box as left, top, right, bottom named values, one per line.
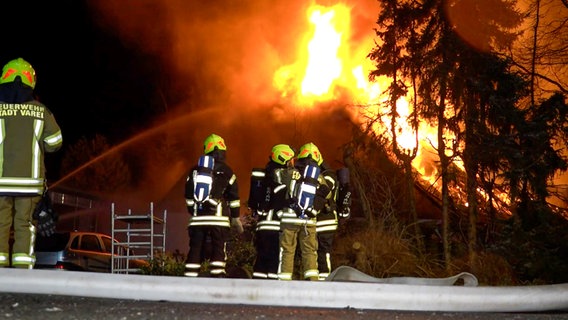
left=33, top=192, right=57, bottom=237
left=231, top=217, right=244, bottom=234
left=37, top=211, right=56, bottom=237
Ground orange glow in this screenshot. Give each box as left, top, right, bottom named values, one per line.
left=272, top=3, right=513, bottom=217
left=273, top=4, right=379, bottom=107
left=272, top=3, right=465, bottom=191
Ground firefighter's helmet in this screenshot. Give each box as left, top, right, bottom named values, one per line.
left=298, top=142, right=323, bottom=165
left=0, top=58, right=36, bottom=89
left=203, top=134, right=227, bottom=155
left=271, top=144, right=295, bottom=165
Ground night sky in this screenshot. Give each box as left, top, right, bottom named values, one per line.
left=2, top=1, right=170, bottom=145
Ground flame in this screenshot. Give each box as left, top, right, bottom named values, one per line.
left=273, top=4, right=380, bottom=107
left=273, top=3, right=471, bottom=199
left=301, top=7, right=343, bottom=97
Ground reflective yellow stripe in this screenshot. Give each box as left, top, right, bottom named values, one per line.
left=45, top=131, right=63, bottom=146
left=251, top=171, right=265, bottom=178
left=12, top=253, right=35, bottom=268
left=32, top=119, right=43, bottom=178
left=229, top=200, right=240, bottom=208
left=0, top=253, right=9, bottom=267
left=278, top=273, right=293, bottom=281
left=304, top=269, right=319, bottom=279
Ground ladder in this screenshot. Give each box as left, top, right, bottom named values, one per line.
left=110, top=202, right=167, bottom=274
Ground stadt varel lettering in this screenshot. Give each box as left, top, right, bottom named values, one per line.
left=0, top=103, right=45, bottom=118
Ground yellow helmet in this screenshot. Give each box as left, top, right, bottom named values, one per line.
left=1, top=57, right=36, bottom=89
left=271, top=144, right=295, bottom=165
left=203, top=134, right=227, bottom=154
left=298, top=142, right=323, bottom=165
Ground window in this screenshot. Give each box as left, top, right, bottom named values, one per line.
left=81, top=235, right=102, bottom=252
left=102, top=237, right=113, bottom=254
left=70, top=236, right=79, bottom=250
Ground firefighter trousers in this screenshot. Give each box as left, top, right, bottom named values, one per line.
left=316, top=231, right=335, bottom=280
left=185, top=225, right=228, bottom=277
left=278, top=222, right=318, bottom=281
left=0, top=196, right=39, bottom=268
left=253, top=229, right=280, bottom=279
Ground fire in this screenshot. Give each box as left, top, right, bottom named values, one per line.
left=272, top=3, right=463, bottom=192
left=273, top=4, right=380, bottom=107
left=273, top=4, right=426, bottom=159
left=301, top=6, right=344, bottom=97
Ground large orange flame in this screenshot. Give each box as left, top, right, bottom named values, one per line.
left=274, top=5, right=441, bottom=176
left=273, top=4, right=380, bottom=107
left=301, top=6, right=344, bottom=97
left=273, top=3, right=469, bottom=194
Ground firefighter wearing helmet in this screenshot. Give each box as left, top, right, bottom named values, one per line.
left=315, top=165, right=351, bottom=280
left=249, top=144, right=295, bottom=279
left=0, top=57, right=63, bottom=269
left=184, top=133, right=241, bottom=278
left=278, top=142, right=333, bottom=281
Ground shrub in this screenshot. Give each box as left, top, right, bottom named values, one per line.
left=139, top=251, right=185, bottom=276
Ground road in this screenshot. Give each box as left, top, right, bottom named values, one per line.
left=2, top=292, right=567, bottom=320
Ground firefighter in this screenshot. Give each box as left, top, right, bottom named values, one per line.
left=0, top=57, right=63, bottom=268
left=316, top=166, right=351, bottom=280
left=278, top=142, right=331, bottom=281
left=250, top=144, right=295, bottom=280
left=184, top=133, right=242, bottom=278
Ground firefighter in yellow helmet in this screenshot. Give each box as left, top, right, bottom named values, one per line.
left=278, top=142, right=332, bottom=281
left=315, top=166, right=351, bottom=280
left=184, top=133, right=241, bottom=278
left=249, top=144, right=295, bottom=279
left=293, top=142, right=352, bottom=280
left=0, top=58, right=63, bottom=269
left=297, top=142, right=323, bottom=166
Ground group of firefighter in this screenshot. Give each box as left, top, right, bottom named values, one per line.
left=184, top=134, right=352, bottom=280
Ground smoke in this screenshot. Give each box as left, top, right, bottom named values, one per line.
left=87, top=0, right=378, bottom=184
left=89, top=1, right=308, bottom=105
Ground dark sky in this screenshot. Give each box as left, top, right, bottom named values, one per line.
left=1, top=1, right=195, bottom=191
left=1, top=1, right=167, bottom=144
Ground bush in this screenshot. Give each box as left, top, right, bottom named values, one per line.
left=140, top=216, right=257, bottom=278
left=139, top=251, right=185, bottom=276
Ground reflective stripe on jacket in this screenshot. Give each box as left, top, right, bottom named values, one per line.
left=0, top=102, right=62, bottom=195
left=256, top=209, right=280, bottom=231
left=280, top=208, right=316, bottom=226
left=185, top=159, right=240, bottom=227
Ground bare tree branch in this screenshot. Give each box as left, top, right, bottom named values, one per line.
left=508, top=56, right=568, bottom=94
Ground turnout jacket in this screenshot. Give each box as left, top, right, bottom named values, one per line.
left=255, top=161, right=294, bottom=232
left=185, top=159, right=240, bottom=228
left=0, top=101, right=62, bottom=195
left=316, top=167, right=339, bottom=234
left=280, top=158, right=331, bottom=226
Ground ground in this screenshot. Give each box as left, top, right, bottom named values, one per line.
left=1, top=293, right=566, bottom=320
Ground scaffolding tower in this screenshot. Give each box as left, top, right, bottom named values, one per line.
left=111, top=202, right=167, bottom=274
